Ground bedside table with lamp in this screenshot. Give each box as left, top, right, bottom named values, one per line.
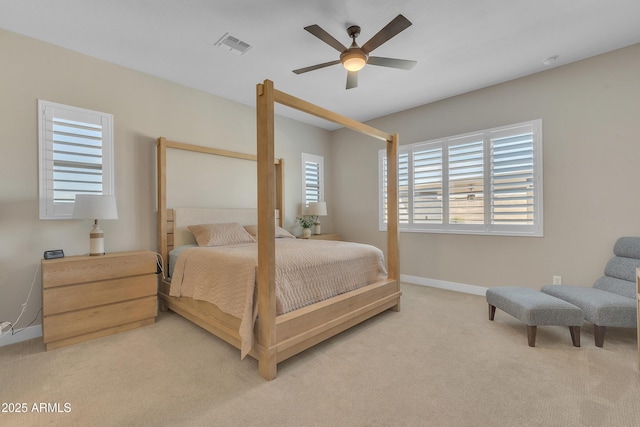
left=41, top=194, right=158, bottom=351
left=299, top=202, right=340, bottom=240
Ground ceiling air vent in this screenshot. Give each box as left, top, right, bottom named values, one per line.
left=215, top=33, right=252, bottom=55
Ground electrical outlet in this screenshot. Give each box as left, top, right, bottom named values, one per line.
left=0, top=321, right=11, bottom=333
left=553, top=275, right=562, bottom=285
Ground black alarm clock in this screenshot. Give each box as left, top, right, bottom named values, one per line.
left=44, top=249, right=65, bottom=260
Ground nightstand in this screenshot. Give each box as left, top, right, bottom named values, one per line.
left=42, top=250, right=158, bottom=351
left=306, top=233, right=341, bottom=241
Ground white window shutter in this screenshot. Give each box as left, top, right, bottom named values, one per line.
left=379, top=119, right=542, bottom=236
left=413, top=143, right=443, bottom=224
left=490, top=124, right=537, bottom=227
left=448, top=135, right=484, bottom=225
left=301, top=153, right=324, bottom=208
left=39, top=100, right=114, bottom=219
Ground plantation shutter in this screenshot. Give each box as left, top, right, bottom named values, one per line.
left=39, top=101, right=113, bottom=219
left=379, top=151, right=410, bottom=227
left=448, top=135, right=484, bottom=225
left=301, top=153, right=324, bottom=207
left=378, top=120, right=541, bottom=236
left=413, top=143, right=443, bottom=224
left=380, top=155, right=388, bottom=226
left=490, top=124, right=535, bottom=226
left=305, top=161, right=320, bottom=203
left=398, top=152, right=410, bottom=224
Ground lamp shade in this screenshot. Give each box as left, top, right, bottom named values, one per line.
left=72, top=194, right=118, bottom=220
left=307, top=201, right=327, bottom=216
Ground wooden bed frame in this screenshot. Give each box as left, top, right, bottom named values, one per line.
left=156, top=80, right=399, bottom=380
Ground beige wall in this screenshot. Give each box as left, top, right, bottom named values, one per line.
left=332, top=44, right=640, bottom=290
left=0, top=29, right=332, bottom=334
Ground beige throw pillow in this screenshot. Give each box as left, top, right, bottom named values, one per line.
left=243, top=224, right=296, bottom=239
left=188, top=223, right=256, bottom=246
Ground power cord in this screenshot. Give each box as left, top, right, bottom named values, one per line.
left=155, top=252, right=166, bottom=280
left=0, top=263, right=39, bottom=339
left=0, top=308, right=42, bottom=337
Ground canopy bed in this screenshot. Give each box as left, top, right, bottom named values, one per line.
left=156, top=80, right=400, bottom=380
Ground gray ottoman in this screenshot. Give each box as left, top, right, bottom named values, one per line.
left=486, top=287, right=584, bottom=347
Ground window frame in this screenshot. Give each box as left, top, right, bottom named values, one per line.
left=301, top=152, right=324, bottom=208
left=379, top=119, right=543, bottom=237
left=38, top=100, right=114, bottom=220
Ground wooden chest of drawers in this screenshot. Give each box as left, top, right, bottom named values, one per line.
left=42, top=250, right=158, bottom=350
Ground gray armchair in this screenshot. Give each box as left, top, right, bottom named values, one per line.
left=541, top=237, right=640, bottom=347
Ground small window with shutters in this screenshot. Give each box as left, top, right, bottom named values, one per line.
left=301, top=153, right=324, bottom=208
left=38, top=100, right=114, bottom=219
left=379, top=120, right=542, bottom=236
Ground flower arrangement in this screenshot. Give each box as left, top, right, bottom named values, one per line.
left=296, top=215, right=316, bottom=229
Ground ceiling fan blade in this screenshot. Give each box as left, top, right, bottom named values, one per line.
left=367, top=56, right=417, bottom=70
left=361, top=14, right=412, bottom=54
left=293, top=60, right=341, bottom=74
left=346, top=71, right=358, bottom=89
left=304, top=24, right=348, bottom=52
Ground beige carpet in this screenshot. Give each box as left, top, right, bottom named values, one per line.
left=1, top=284, right=639, bottom=427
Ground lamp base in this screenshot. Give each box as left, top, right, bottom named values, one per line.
left=89, top=222, right=105, bottom=256
left=313, top=222, right=321, bottom=235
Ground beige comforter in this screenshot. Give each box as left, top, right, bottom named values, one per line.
left=169, top=239, right=387, bottom=358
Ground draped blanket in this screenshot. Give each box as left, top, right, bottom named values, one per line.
left=169, top=239, right=387, bottom=358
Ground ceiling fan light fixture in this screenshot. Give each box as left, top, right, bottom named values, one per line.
left=294, top=15, right=414, bottom=89
left=341, top=50, right=367, bottom=71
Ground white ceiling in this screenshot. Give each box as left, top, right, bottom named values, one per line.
left=2, top=0, right=640, bottom=129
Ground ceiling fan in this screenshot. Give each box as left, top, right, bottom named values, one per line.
left=293, top=14, right=417, bottom=89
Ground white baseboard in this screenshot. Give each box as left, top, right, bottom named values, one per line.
left=401, top=274, right=488, bottom=296
left=0, top=325, right=42, bottom=347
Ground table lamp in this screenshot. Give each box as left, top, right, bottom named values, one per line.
left=306, top=202, right=327, bottom=235
left=72, top=194, right=118, bottom=256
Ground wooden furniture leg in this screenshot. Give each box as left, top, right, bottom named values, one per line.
left=488, top=304, right=496, bottom=321
left=594, top=325, right=606, bottom=348
left=569, top=326, right=581, bottom=347
left=526, top=325, right=537, bottom=347
left=158, top=300, right=168, bottom=312
left=258, top=345, right=277, bottom=381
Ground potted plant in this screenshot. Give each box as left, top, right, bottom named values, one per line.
left=296, top=215, right=316, bottom=238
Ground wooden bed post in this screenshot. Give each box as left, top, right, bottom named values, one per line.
left=256, top=80, right=278, bottom=380
left=387, top=133, right=400, bottom=311
left=275, top=160, right=284, bottom=227
left=157, top=137, right=168, bottom=274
